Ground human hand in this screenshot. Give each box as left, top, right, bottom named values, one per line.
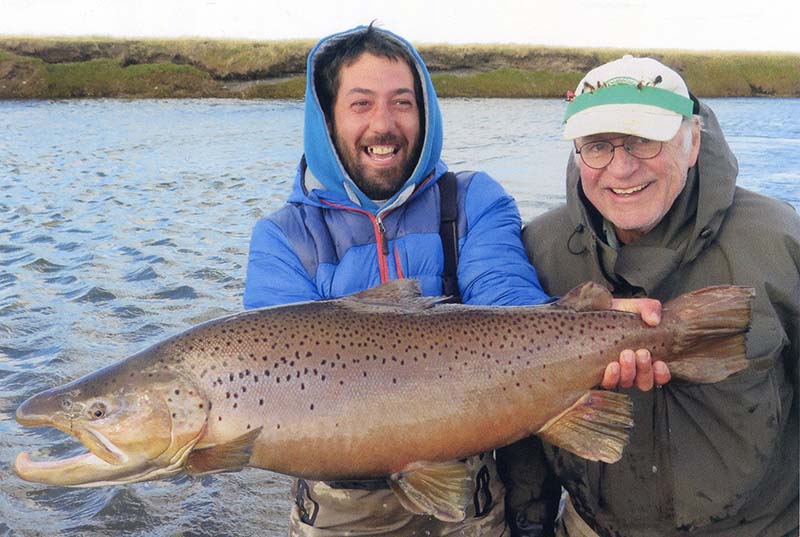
left=602, top=349, right=672, bottom=390
left=610, top=297, right=661, bottom=326
left=603, top=298, right=670, bottom=390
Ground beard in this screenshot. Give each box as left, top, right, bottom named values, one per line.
left=333, top=131, right=422, bottom=200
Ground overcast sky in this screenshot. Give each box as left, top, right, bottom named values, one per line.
left=2, top=0, right=799, bottom=53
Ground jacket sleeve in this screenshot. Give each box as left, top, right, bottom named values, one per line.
left=243, top=217, right=322, bottom=309
left=457, top=172, right=550, bottom=306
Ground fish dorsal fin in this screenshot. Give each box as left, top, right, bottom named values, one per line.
left=388, top=460, right=472, bottom=522
left=554, top=282, right=613, bottom=311
left=340, top=279, right=444, bottom=314
left=536, top=390, right=632, bottom=463
left=185, top=427, right=263, bottom=475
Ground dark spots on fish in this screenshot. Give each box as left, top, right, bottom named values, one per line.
left=233, top=403, right=238, bottom=409
left=259, top=398, right=264, bottom=406
left=199, top=403, right=204, bottom=409
left=310, top=403, right=315, bottom=411
left=321, top=374, right=326, bottom=381
left=172, top=412, right=177, bottom=418
left=218, top=416, right=223, bottom=421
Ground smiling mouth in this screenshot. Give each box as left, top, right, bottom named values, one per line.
left=366, top=145, right=399, bottom=160
left=611, top=183, right=650, bottom=196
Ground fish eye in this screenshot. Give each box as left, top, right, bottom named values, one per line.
left=87, top=401, right=108, bottom=420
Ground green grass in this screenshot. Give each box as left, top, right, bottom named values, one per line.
left=240, top=76, right=307, bottom=99
left=43, top=59, right=220, bottom=98
left=1, top=38, right=799, bottom=99
left=433, top=69, right=582, bottom=98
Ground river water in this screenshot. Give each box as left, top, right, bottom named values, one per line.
left=1, top=98, right=798, bottom=536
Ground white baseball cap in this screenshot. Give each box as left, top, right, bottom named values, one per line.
left=563, top=55, right=694, bottom=141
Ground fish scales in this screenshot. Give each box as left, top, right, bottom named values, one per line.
left=128, top=299, right=661, bottom=479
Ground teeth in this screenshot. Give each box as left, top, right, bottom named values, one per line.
left=368, top=146, right=396, bottom=156
left=612, top=184, right=647, bottom=195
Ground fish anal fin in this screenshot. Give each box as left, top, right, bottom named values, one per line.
left=554, top=282, right=613, bottom=311
left=388, top=460, right=472, bottom=522
left=185, top=427, right=263, bottom=475
left=537, top=390, right=632, bottom=463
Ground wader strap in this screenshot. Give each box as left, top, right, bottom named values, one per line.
left=439, top=171, right=462, bottom=304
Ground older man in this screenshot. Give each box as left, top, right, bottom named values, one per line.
left=504, top=55, right=799, bottom=537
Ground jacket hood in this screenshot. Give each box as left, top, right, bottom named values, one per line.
left=564, top=99, right=739, bottom=292
left=301, top=25, right=444, bottom=212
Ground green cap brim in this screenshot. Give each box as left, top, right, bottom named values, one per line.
left=565, top=85, right=694, bottom=122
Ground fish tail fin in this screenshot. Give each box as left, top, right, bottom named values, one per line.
left=665, top=286, right=754, bottom=383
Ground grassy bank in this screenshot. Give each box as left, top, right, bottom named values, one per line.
left=1, top=37, right=799, bottom=99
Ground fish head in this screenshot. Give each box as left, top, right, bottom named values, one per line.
left=15, top=360, right=209, bottom=487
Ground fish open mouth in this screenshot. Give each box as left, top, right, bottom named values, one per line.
left=14, top=448, right=123, bottom=487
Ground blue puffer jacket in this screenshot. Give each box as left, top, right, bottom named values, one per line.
left=244, top=26, right=548, bottom=309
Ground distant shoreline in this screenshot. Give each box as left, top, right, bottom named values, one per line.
left=2, top=37, right=799, bottom=100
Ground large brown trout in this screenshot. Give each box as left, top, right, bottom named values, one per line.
left=14, top=280, right=753, bottom=521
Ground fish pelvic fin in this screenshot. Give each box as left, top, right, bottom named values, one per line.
left=184, top=427, right=263, bottom=475
left=553, top=282, right=613, bottom=311
left=388, top=459, right=473, bottom=522
left=537, top=390, right=633, bottom=464
left=665, top=286, right=754, bottom=383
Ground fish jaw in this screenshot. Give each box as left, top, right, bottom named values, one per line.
left=14, top=447, right=189, bottom=487
left=14, top=369, right=209, bottom=487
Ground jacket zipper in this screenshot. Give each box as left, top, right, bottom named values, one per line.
left=321, top=201, right=393, bottom=283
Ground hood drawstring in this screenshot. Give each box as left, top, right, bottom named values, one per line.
left=568, top=223, right=588, bottom=255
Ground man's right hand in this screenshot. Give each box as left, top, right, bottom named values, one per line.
left=602, top=349, right=671, bottom=391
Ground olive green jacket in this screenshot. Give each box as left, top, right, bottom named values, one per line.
left=502, top=101, right=799, bottom=537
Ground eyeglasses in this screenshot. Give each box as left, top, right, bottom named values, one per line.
left=575, top=135, right=663, bottom=169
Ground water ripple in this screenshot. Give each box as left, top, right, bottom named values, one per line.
left=0, top=97, right=796, bottom=536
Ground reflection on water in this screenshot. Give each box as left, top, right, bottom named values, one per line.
left=1, top=97, right=798, bottom=535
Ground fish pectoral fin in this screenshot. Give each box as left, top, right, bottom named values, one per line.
left=388, top=460, right=472, bottom=522
left=553, top=282, right=613, bottom=311
left=537, top=390, right=633, bottom=463
left=185, top=427, right=263, bottom=475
